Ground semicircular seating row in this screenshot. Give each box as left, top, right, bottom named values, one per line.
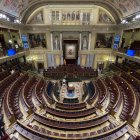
left=0, top=70, right=139, bottom=140
left=43, top=64, right=98, bottom=79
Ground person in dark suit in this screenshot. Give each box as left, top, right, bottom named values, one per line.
left=0, top=114, right=5, bottom=138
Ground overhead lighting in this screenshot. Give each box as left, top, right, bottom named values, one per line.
left=135, top=14, right=140, bottom=19
left=131, top=13, right=140, bottom=22
left=121, top=19, right=128, bottom=24
left=8, top=39, right=13, bottom=44
left=132, top=18, right=136, bottom=22
left=0, top=13, right=11, bottom=22
left=0, top=12, right=21, bottom=23
left=14, top=19, right=21, bottom=24
left=0, top=13, right=6, bottom=19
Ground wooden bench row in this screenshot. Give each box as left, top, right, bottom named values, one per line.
left=130, top=70, right=140, bottom=81
left=104, top=77, right=121, bottom=113
left=14, top=120, right=128, bottom=140
left=0, top=70, right=10, bottom=81
left=20, top=76, right=37, bottom=114
left=33, top=112, right=109, bottom=130
left=86, top=81, right=98, bottom=105
left=44, top=65, right=98, bottom=79
left=21, top=76, right=37, bottom=112
left=0, top=72, right=20, bottom=112
left=95, top=78, right=108, bottom=106
left=55, top=102, right=86, bottom=110
left=113, top=75, right=135, bottom=121
left=45, top=105, right=96, bottom=118
left=33, top=79, right=46, bottom=107
left=4, top=73, right=28, bottom=121
left=120, top=72, right=139, bottom=121
left=43, top=81, right=55, bottom=105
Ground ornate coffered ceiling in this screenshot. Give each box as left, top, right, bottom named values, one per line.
left=0, top=0, right=140, bottom=23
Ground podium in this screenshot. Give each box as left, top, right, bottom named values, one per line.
left=67, top=84, right=75, bottom=93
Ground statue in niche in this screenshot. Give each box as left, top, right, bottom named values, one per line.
left=82, top=36, right=88, bottom=50
left=56, top=11, right=60, bottom=20
left=67, top=12, right=71, bottom=20
left=83, top=13, right=86, bottom=21
left=72, top=11, right=75, bottom=20
left=36, top=34, right=41, bottom=45
left=76, top=11, right=80, bottom=20
left=52, top=11, right=55, bottom=21
left=62, top=12, right=66, bottom=20
left=54, top=36, right=60, bottom=50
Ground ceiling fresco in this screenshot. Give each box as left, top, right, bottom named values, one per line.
left=112, top=0, right=140, bottom=17
left=0, top=0, right=139, bottom=18
left=0, top=0, right=30, bottom=17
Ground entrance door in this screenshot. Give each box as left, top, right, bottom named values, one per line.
left=63, top=40, right=78, bottom=65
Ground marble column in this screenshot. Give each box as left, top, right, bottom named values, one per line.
left=44, top=54, right=48, bottom=69
left=52, top=54, right=55, bottom=67
left=88, top=32, right=91, bottom=50
left=78, top=55, right=80, bottom=65
left=47, top=54, right=52, bottom=67
left=79, top=32, right=82, bottom=50
left=43, top=8, right=48, bottom=24
left=60, top=33, right=62, bottom=50
left=59, top=11, right=62, bottom=24
left=80, top=12, right=83, bottom=25
left=61, top=54, right=64, bottom=65
left=93, top=55, right=97, bottom=69
left=90, top=31, right=96, bottom=50
left=86, top=54, right=89, bottom=67
left=51, top=32, right=53, bottom=50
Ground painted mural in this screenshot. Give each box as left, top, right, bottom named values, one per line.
left=28, top=33, right=46, bottom=48
left=112, top=0, right=140, bottom=17
left=65, top=44, right=76, bottom=59
left=27, top=11, right=44, bottom=24
left=98, top=10, right=114, bottom=24
left=0, top=0, right=29, bottom=16
left=0, top=0, right=140, bottom=18
left=95, top=33, right=114, bottom=48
